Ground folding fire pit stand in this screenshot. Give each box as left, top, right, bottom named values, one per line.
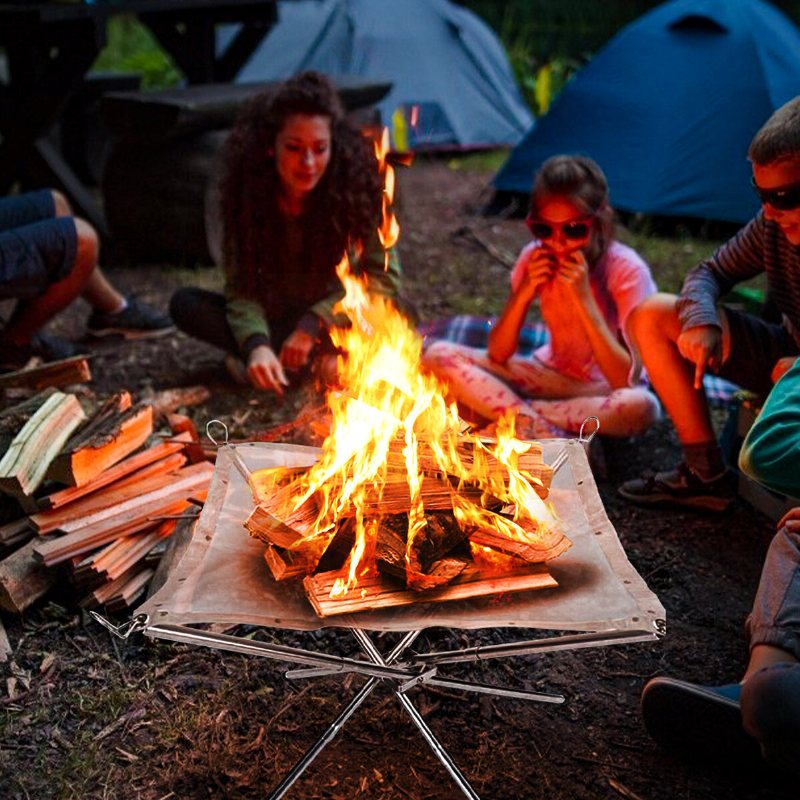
left=95, top=439, right=665, bottom=800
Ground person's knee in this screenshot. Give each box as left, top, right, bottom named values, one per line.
left=73, top=219, right=99, bottom=276
left=421, top=339, right=454, bottom=369
left=50, top=190, right=72, bottom=218
left=621, top=388, right=662, bottom=433
left=628, top=293, right=679, bottom=346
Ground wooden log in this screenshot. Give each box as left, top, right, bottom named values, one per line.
left=0, top=356, right=91, bottom=392
left=31, top=456, right=191, bottom=534
left=33, top=462, right=212, bottom=565
left=0, top=538, right=57, bottom=613
left=45, top=402, right=154, bottom=487
left=105, top=568, right=155, bottom=612
left=35, top=498, right=191, bottom=567
left=303, top=562, right=557, bottom=618
left=39, top=435, right=191, bottom=511
left=143, top=385, right=211, bottom=419
left=263, top=545, right=315, bottom=581
left=167, top=413, right=207, bottom=463
left=0, top=518, right=30, bottom=547
left=0, top=388, right=58, bottom=452
left=0, top=616, right=11, bottom=662
left=468, top=526, right=571, bottom=564
left=146, top=510, right=199, bottom=599
left=407, top=511, right=469, bottom=591
left=0, top=392, right=86, bottom=499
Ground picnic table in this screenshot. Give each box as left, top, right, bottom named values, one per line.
left=0, top=0, right=281, bottom=235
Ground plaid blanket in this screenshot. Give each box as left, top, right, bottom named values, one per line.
left=419, top=315, right=741, bottom=408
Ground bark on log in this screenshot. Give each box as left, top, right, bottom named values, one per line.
left=46, top=402, right=154, bottom=487
left=0, top=392, right=86, bottom=499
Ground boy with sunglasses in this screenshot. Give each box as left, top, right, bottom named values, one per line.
left=620, top=97, right=800, bottom=511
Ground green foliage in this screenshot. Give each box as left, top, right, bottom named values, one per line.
left=92, top=15, right=181, bottom=89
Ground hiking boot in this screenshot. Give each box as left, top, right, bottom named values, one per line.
left=86, top=296, right=173, bottom=339
left=641, top=677, right=761, bottom=767
left=0, top=332, right=81, bottom=370
left=618, top=461, right=736, bottom=512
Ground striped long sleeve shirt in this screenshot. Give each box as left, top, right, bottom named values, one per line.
left=676, top=212, right=800, bottom=346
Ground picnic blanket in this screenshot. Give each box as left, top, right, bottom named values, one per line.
left=419, top=315, right=740, bottom=409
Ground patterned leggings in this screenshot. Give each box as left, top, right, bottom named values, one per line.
left=422, top=340, right=661, bottom=437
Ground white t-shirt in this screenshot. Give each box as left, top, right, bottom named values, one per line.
left=509, top=240, right=657, bottom=383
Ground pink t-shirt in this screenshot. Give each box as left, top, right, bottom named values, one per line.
left=509, top=240, right=657, bottom=383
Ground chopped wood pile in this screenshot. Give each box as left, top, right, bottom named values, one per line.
left=244, top=434, right=571, bottom=618
left=0, top=360, right=213, bottom=615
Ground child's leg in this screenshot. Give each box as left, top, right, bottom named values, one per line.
left=3, top=218, right=95, bottom=345
left=169, top=287, right=239, bottom=354
left=740, top=525, right=800, bottom=774
left=628, top=293, right=717, bottom=444
left=527, top=386, right=661, bottom=437
left=422, top=340, right=526, bottom=421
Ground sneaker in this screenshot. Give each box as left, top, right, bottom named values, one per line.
left=0, top=332, right=82, bottom=370
left=641, top=677, right=761, bottom=766
left=87, top=296, right=173, bottom=340
left=618, top=462, right=736, bottom=512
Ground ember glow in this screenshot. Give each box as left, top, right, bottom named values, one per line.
left=251, top=130, right=562, bottom=600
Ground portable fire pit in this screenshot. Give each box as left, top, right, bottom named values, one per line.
left=95, top=436, right=665, bottom=800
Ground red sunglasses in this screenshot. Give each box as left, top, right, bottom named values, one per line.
left=526, top=214, right=595, bottom=241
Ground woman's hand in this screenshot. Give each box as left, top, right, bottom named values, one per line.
left=554, top=250, right=591, bottom=301
left=280, top=329, right=316, bottom=372
left=247, top=344, right=289, bottom=395
left=677, top=324, right=723, bottom=390
left=517, top=248, right=557, bottom=299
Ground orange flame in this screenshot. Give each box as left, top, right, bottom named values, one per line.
left=257, top=128, right=558, bottom=599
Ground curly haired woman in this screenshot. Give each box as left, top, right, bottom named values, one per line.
left=170, top=71, right=401, bottom=393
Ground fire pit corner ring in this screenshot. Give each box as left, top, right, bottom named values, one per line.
left=89, top=611, right=150, bottom=640
left=206, top=419, right=229, bottom=447
left=578, top=416, right=600, bottom=444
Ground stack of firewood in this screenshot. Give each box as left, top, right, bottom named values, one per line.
left=244, top=434, right=571, bottom=618
left=0, top=356, right=213, bottom=616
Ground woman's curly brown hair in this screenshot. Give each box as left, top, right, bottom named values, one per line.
left=220, top=71, right=382, bottom=295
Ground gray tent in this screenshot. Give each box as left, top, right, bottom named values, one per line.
left=226, top=0, right=533, bottom=150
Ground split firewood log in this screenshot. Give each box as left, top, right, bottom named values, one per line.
left=46, top=396, right=154, bottom=487
left=0, top=391, right=86, bottom=500
left=0, top=355, right=91, bottom=393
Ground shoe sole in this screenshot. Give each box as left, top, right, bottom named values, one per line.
left=617, top=486, right=734, bottom=513
left=641, top=678, right=761, bottom=765
left=87, top=326, right=175, bottom=341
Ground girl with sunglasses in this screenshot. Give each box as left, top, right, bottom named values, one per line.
left=170, top=72, right=402, bottom=393
left=620, top=96, right=800, bottom=512
left=423, top=154, right=660, bottom=440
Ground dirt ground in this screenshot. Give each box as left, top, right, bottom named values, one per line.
left=1, top=159, right=796, bottom=800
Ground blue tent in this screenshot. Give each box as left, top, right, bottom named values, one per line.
left=494, top=0, right=800, bottom=223
left=226, top=0, right=533, bottom=150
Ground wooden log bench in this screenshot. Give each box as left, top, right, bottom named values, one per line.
left=100, top=77, right=392, bottom=265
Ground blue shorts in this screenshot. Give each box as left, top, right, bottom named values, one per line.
left=0, top=190, right=78, bottom=300
left=717, top=306, right=800, bottom=398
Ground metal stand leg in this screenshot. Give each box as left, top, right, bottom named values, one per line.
left=266, top=631, right=420, bottom=800
left=351, top=629, right=482, bottom=800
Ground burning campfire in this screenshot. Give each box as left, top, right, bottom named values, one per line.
left=243, top=131, right=571, bottom=617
